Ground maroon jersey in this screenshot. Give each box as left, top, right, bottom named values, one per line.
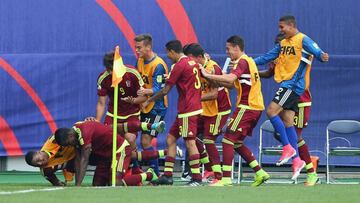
left=231, top=59, right=251, bottom=106
left=299, top=89, right=312, bottom=103
left=74, top=121, right=125, bottom=160
left=166, top=56, right=202, bottom=117
left=214, top=65, right=232, bottom=113
left=97, top=65, right=144, bottom=118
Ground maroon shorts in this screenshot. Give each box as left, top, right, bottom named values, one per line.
left=198, top=114, right=230, bottom=139
left=169, top=115, right=199, bottom=140
left=294, top=105, right=311, bottom=129
left=92, top=145, right=132, bottom=186
left=226, top=107, right=262, bottom=138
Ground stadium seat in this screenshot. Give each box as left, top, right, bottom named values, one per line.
left=326, top=120, right=360, bottom=184
left=258, top=120, right=279, bottom=166
left=258, top=120, right=295, bottom=183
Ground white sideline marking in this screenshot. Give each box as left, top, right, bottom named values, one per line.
left=0, top=187, right=64, bottom=195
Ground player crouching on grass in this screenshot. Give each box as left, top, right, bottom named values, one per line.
left=54, top=120, right=166, bottom=186
left=25, top=134, right=75, bottom=186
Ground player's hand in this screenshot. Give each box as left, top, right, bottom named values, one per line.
left=121, top=96, right=135, bottom=104
left=204, top=53, right=211, bottom=60
left=137, top=88, right=152, bottom=96
left=162, top=74, right=169, bottom=82
left=200, top=65, right=210, bottom=78
left=321, top=52, right=329, bottom=62
left=84, top=117, right=98, bottom=122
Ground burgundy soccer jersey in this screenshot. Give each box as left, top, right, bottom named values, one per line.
left=75, top=121, right=125, bottom=159
left=97, top=65, right=144, bottom=117
left=166, top=56, right=202, bottom=116
left=231, top=59, right=251, bottom=106
left=214, top=65, right=231, bottom=112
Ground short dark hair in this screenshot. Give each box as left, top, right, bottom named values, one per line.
left=25, top=151, right=36, bottom=166
left=226, top=35, right=244, bottom=51
left=103, top=51, right=114, bottom=69
left=54, top=128, right=72, bottom=146
left=165, top=40, right=183, bottom=53
left=183, top=43, right=204, bottom=57
left=134, top=34, right=153, bottom=47
left=279, top=15, right=296, bottom=27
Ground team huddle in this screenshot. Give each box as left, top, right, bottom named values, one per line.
left=25, top=15, right=329, bottom=187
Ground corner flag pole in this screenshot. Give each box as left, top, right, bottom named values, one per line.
left=111, top=46, right=126, bottom=186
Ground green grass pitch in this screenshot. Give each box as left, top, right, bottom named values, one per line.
left=0, top=172, right=359, bottom=203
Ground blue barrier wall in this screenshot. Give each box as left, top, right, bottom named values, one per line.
left=1, top=0, right=359, bottom=166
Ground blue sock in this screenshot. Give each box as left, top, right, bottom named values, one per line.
left=269, top=116, right=289, bottom=146
left=286, top=126, right=299, bottom=157
left=145, top=146, right=160, bottom=175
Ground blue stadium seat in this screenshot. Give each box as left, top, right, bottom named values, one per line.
left=326, top=120, right=360, bottom=184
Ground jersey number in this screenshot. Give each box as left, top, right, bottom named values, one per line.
left=119, top=87, right=125, bottom=95
left=193, top=68, right=201, bottom=89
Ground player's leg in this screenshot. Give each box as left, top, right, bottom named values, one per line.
left=295, top=105, right=319, bottom=186
left=267, top=87, right=297, bottom=165
left=282, top=110, right=305, bottom=180
left=156, top=119, right=180, bottom=185
left=92, top=161, right=111, bottom=186
left=195, top=137, right=213, bottom=181
left=132, top=149, right=167, bottom=162
left=206, top=113, right=229, bottom=185
left=182, top=115, right=202, bottom=186
left=140, top=113, right=164, bottom=176
left=232, top=109, right=269, bottom=187
left=195, top=116, right=212, bottom=178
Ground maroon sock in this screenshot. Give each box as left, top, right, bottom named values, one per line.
left=222, top=141, right=234, bottom=178
left=205, top=142, right=222, bottom=179
left=189, top=154, right=202, bottom=181
left=123, top=121, right=141, bottom=133
left=163, top=156, right=175, bottom=177
left=235, top=144, right=261, bottom=172
left=298, top=140, right=314, bottom=173
left=138, top=150, right=159, bottom=161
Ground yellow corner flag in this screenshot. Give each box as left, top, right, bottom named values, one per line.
left=111, top=46, right=126, bottom=87
left=111, top=45, right=126, bottom=186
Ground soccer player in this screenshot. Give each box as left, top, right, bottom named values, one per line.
left=146, top=40, right=203, bottom=186
left=25, top=135, right=75, bottom=186
left=259, top=33, right=319, bottom=186
left=88, top=51, right=147, bottom=151
left=54, top=121, right=161, bottom=186
left=183, top=43, right=232, bottom=183
left=200, top=35, right=269, bottom=186
left=134, top=34, right=169, bottom=176
left=254, top=15, right=329, bottom=180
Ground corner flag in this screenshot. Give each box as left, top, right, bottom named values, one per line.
left=111, top=46, right=126, bottom=87
left=111, top=45, right=126, bottom=186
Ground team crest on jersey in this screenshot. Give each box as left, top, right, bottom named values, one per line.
left=126, top=80, right=131, bottom=87
left=189, top=131, right=193, bottom=136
